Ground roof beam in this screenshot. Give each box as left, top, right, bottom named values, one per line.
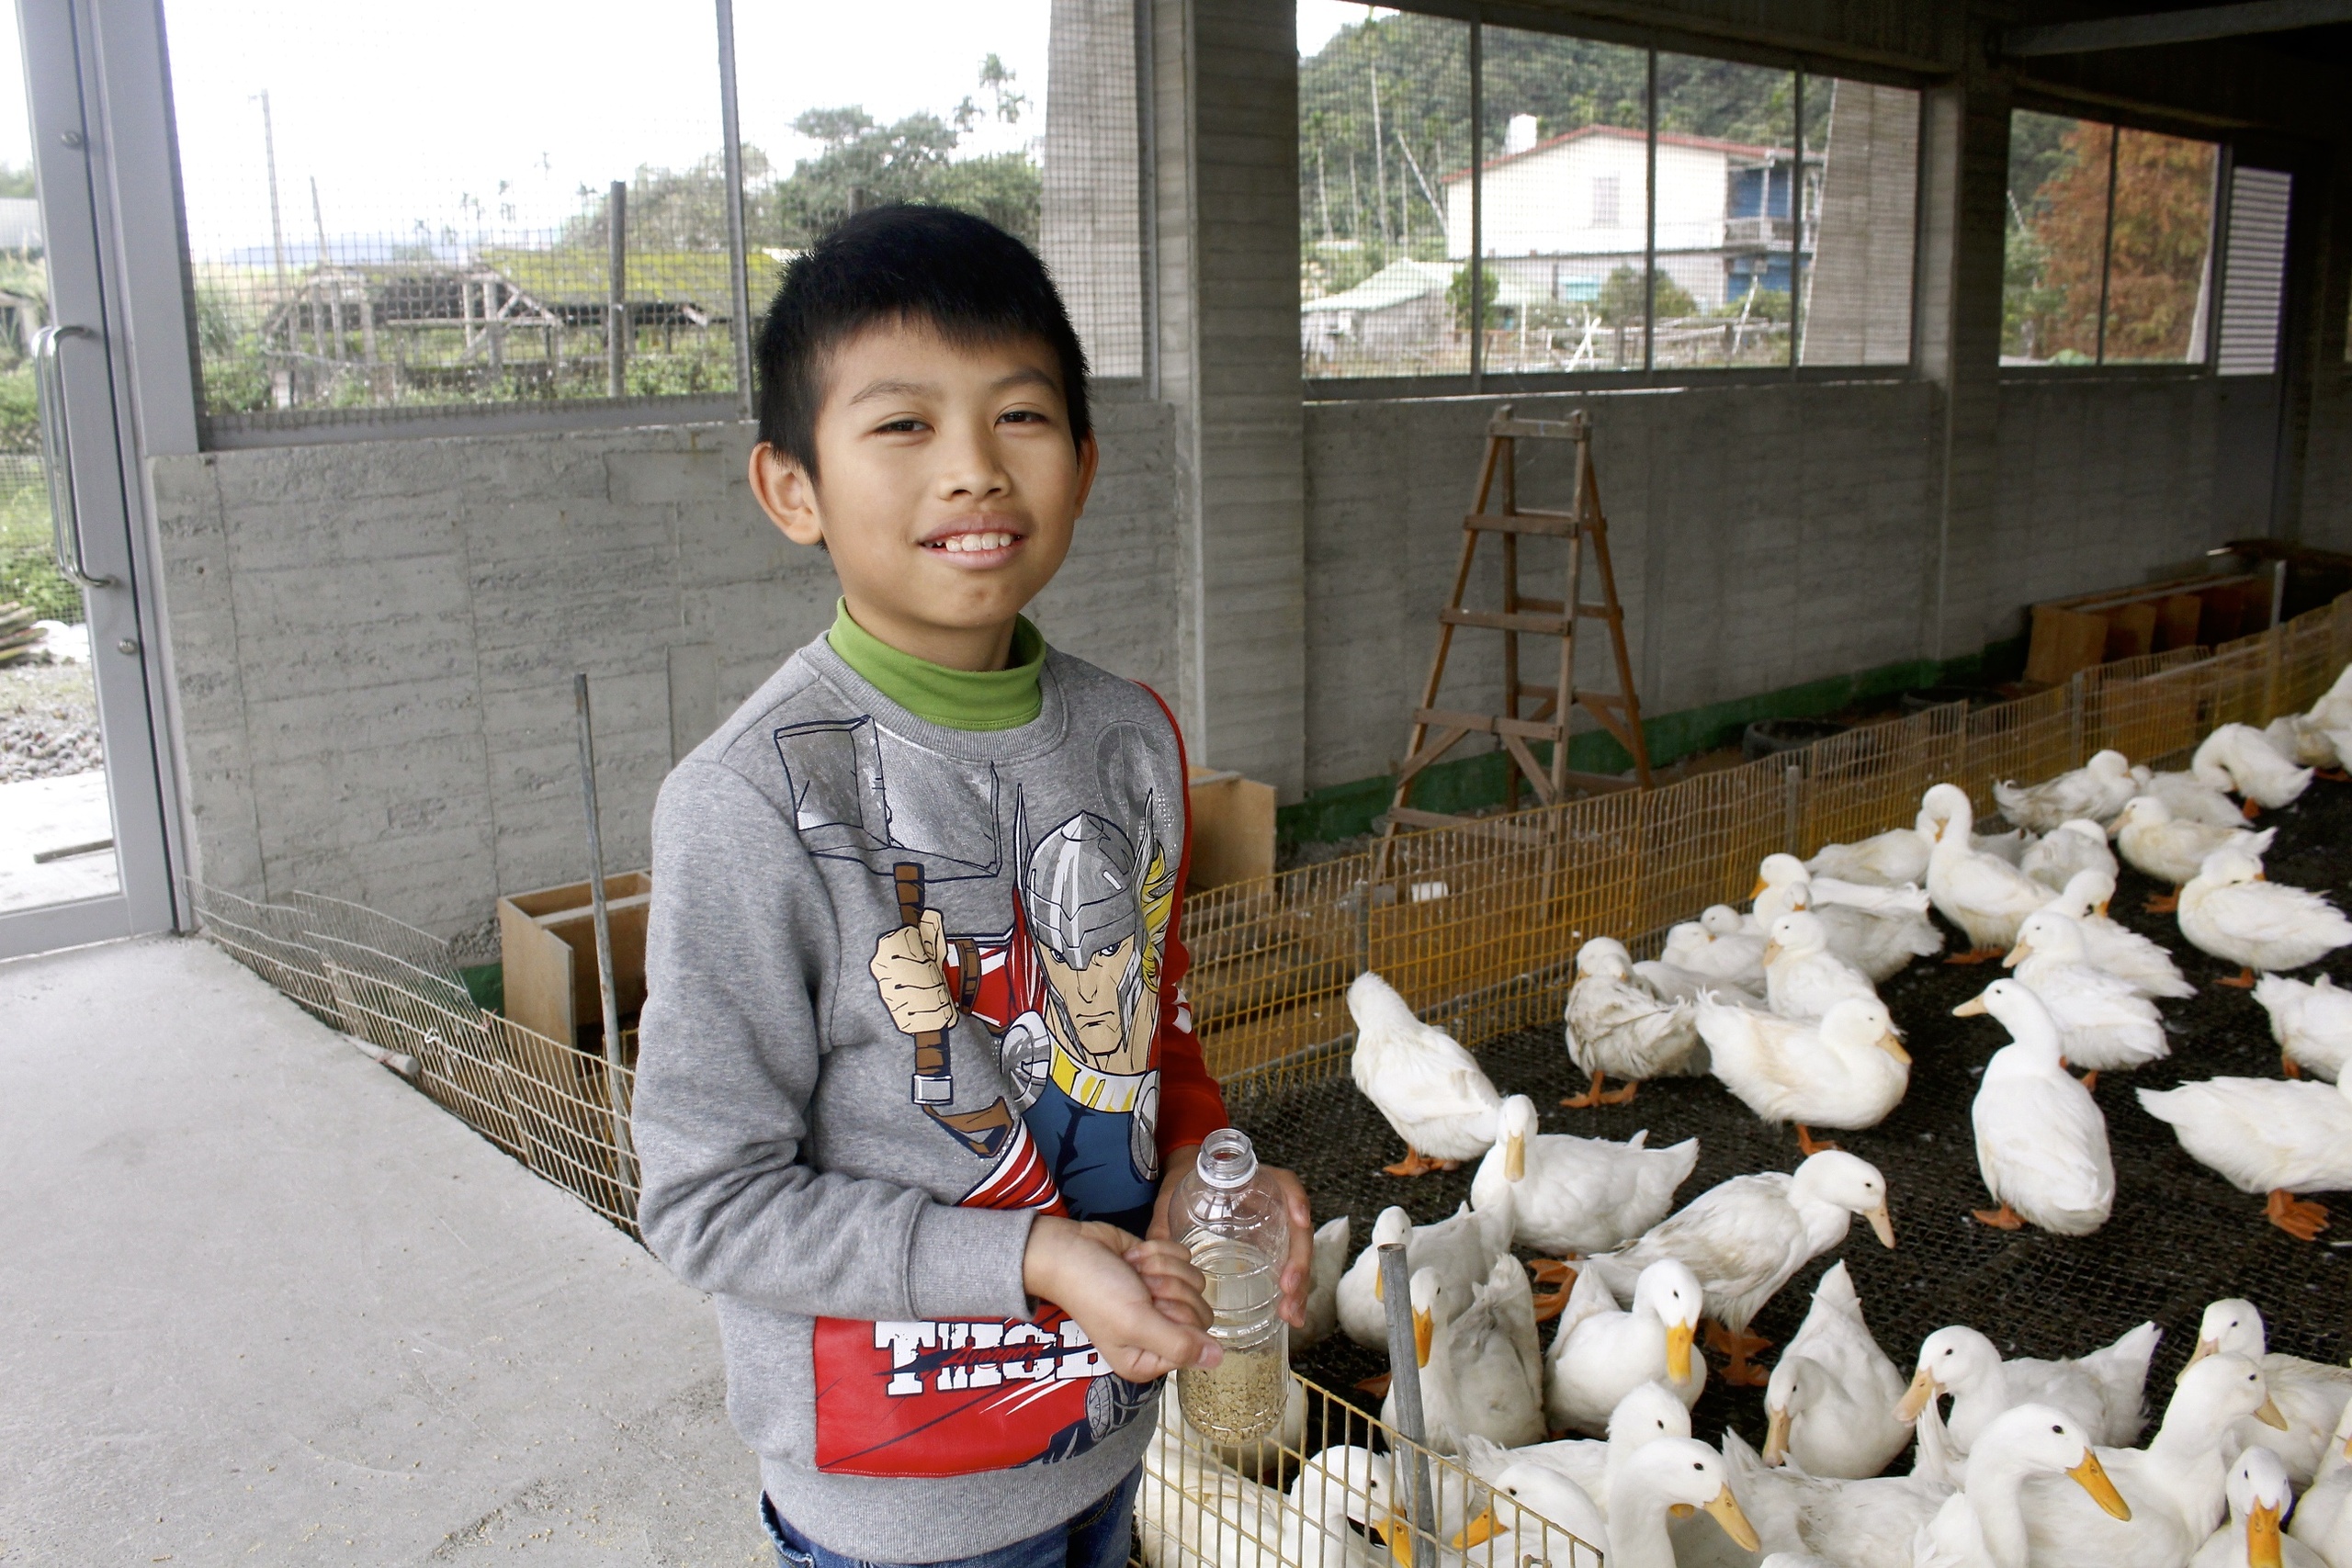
left=2002, top=0, right=2352, bottom=56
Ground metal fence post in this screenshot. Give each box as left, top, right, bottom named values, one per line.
left=2068, top=670, right=2087, bottom=765
left=1378, top=1242, right=1436, bottom=1562
left=575, top=673, right=636, bottom=1179
left=1783, top=761, right=1804, bottom=858
left=606, top=181, right=628, bottom=398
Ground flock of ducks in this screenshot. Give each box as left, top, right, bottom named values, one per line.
left=1147, top=669, right=2352, bottom=1568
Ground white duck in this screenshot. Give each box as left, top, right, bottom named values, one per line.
left=1953, top=979, right=2117, bottom=1235
left=2019, top=1353, right=2290, bottom=1568
left=2181, top=1298, right=2352, bottom=1486
left=1698, top=993, right=1911, bottom=1155
left=1805, top=814, right=1933, bottom=887
left=1923, top=784, right=2053, bottom=958
left=1451, top=1452, right=1610, bottom=1564
left=1637, top=948, right=1762, bottom=1008
left=2196, top=723, right=2316, bottom=814
left=2302, top=664, right=2352, bottom=734
left=2047, top=867, right=2198, bottom=998
left=2256, top=973, right=2352, bottom=1081
left=2142, top=1046, right=2352, bottom=1242
left=1693, top=1423, right=1954, bottom=1568
left=1349, top=971, right=1502, bottom=1175
left=2268, top=711, right=2352, bottom=771
left=1544, top=1259, right=1708, bottom=1434
left=2136, top=764, right=2255, bottom=829
left=1897, top=1321, right=2162, bottom=1452
left=1996, top=748, right=2142, bottom=832
left=2193, top=1446, right=2326, bottom=1568
left=1469, top=1094, right=1697, bottom=1258
left=2180, top=845, right=2352, bottom=988
left=1598, top=1438, right=1763, bottom=1568
left=1762, top=1261, right=1912, bottom=1480
left=1563, top=938, right=1701, bottom=1107
left=1589, top=1150, right=1896, bottom=1389
left=2021, top=818, right=2120, bottom=893
left=1140, top=1406, right=1386, bottom=1568
left=1677, top=905, right=1770, bottom=987
left=2002, top=909, right=2169, bottom=1080
left=2289, top=1400, right=2352, bottom=1565
left=1754, top=854, right=1944, bottom=982
left=1335, top=1202, right=1505, bottom=1350
left=1459, top=1381, right=1693, bottom=1521
left=1385, top=1258, right=1545, bottom=1453
left=2115, top=795, right=2275, bottom=908
left=1764, top=911, right=1883, bottom=1021
left=1295, top=1214, right=1351, bottom=1349
left=1909, top=1404, right=2134, bottom=1568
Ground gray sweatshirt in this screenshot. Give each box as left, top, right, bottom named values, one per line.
left=633, top=633, right=1228, bottom=1561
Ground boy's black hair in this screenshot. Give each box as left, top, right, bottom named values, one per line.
left=753, top=204, right=1091, bottom=478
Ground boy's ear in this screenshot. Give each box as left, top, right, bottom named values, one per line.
left=1072, top=430, right=1100, bottom=520
left=749, top=441, right=825, bottom=547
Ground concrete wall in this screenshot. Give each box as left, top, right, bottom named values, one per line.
left=147, top=401, right=1178, bottom=944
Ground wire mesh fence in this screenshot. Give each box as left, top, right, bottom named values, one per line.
left=1143, top=1374, right=1602, bottom=1568
left=187, top=592, right=2352, bottom=1247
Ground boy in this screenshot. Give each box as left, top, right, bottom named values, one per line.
left=633, top=204, right=1315, bottom=1568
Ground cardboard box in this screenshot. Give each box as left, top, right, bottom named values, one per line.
left=2024, top=572, right=2268, bottom=685
left=1186, top=767, right=1276, bottom=891
left=496, top=871, right=650, bottom=1049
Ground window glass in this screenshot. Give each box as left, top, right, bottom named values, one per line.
left=1798, top=78, right=1917, bottom=367
left=2004, top=112, right=2110, bottom=365
left=1653, top=53, right=1795, bottom=369
left=1299, top=10, right=1473, bottom=378
left=165, top=0, right=730, bottom=424
left=1472, top=27, right=1646, bottom=373
left=734, top=2, right=1141, bottom=378
left=2101, top=129, right=2217, bottom=364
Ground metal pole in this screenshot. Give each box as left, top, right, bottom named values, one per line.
left=607, top=180, right=628, bottom=398
left=1784, top=760, right=1804, bottom=857
left=1642, top=50, right=1657, bottom=373
left=1377, top=1243, right=1436, bottom=1562
left=257, top=91, right=287, bottom=299
left=574, top=673, right=636, bottom=1173
left=715, top=0, right=754, bottom=418
left=1788, top=69, right=1804, bottom=370
left=1467, top=18, right=1482, bottom=391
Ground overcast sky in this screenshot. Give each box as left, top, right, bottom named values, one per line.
left=155, top=0, right=1046, bottom=257
left=1298, top=3, right=1392, bottom=57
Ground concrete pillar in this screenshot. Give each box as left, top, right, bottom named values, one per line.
left=1042, top=0, right=1146, bottom=378
left=1917, top=68, right=2012, bottom=662
left=1149, top=0, right=1307, bottom=796
left=1801, top=79, right=1920, bottom=367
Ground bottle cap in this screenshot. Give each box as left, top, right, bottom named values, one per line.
left=1194, top=1128, right=1258, bottom=1190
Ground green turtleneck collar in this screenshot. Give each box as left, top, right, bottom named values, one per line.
left=825, top=600, right=1046, bottom=731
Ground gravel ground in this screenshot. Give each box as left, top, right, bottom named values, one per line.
left=1241, top=775, right=2352, bottom=1455
left=0, top=661, right=103, bottom=782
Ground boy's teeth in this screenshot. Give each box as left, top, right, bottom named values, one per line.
left=938, top=532, right=1014, bottom=553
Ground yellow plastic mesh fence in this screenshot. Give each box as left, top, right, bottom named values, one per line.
left=1140, top=1373, right=1603, bottom=1568
left=187, top=594, right=2352, bottom=1234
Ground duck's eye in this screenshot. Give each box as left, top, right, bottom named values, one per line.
left=1692, top=1462, right=1704, bottom=1472
left=2052, top=1425, right=2063, bottom=1434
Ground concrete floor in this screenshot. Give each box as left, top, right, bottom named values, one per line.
left=0, top=771, right=120, bottom=912
left=0, top=936, right=768, bottom=1565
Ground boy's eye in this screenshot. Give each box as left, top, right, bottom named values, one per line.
left=999, top=409, right=1046, bottom=424
left=875, top=418, right=926, bottom=434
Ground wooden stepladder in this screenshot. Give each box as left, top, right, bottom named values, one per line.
left=1382, top=406, right=1653, bottom=842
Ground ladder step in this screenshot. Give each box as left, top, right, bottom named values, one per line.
left=1381, top=807, right=1555, bottom=846
left=1440, top=607, right=1572, bottom=637
left=1512, top=595, right=1565, bottom=614
left=1414, top=707, right=1566, bottom=741
left=1464, top=511, right=1580, bottom=537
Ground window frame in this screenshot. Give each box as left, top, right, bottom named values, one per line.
left=1996, top=91, right=2234, bottom=383
left=1299, top=2, right=1932, bottom=400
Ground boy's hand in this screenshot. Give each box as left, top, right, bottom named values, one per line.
left=1149, top=1147, right=1317, bottom=1330
left=869, top=910, right=956, bottom=1034
left=1024, top=1216, right=1217, bottom=1382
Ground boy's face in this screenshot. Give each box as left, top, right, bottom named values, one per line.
left=750, top=318, right=1096, bottom=670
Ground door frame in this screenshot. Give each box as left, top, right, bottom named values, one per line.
left=0, top=0, right=191, bottom=959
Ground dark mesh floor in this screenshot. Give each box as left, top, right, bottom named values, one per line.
left=1232, top=777, right=2352, bottom=1450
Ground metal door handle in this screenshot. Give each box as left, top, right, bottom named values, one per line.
left=33, top=322, right=113, bottom=590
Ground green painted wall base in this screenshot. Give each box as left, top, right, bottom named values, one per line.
left=1279, top=636, right=2028, bottom=849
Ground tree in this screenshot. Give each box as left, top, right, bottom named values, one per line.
left=1447, top=263, right=1498, bottom=330
left=1594, top=264, right=1693, bottom=324
left=2006, top=120, right=2214, bottom=363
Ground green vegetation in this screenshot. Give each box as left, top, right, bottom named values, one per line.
left=1595, top=265, right=1694, bottom=323
left=0, top=462, right=77, bottom=623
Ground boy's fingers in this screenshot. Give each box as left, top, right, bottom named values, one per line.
left=1142, top=1273, right=1213, bottom=1329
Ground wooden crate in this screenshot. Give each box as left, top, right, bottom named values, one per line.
left=2025, top=573, right=2268, bottom=686
left=496, top=871, right=651, bottom=1049
left=1187, top=767, right=1276, bottom=891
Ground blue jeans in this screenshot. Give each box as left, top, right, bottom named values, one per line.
left=763, top=1467, right=1142, bottom=1568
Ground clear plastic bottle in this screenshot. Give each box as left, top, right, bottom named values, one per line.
left=1170, top=1128, right=1290, bottom=1444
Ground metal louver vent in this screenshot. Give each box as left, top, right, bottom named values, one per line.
left=2216, top=166, right=2291, bottom=377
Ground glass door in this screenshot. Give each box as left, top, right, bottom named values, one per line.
left=0, top=0, right=175, bottom=957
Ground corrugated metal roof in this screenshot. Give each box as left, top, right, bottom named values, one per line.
left=1301, top=258, right=1455, bottom=313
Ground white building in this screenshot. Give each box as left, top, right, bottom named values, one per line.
left=1442, top=123, right=1813, bottom=315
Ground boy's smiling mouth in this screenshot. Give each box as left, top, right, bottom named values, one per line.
left=921, top=521, right=1027, bottom=563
